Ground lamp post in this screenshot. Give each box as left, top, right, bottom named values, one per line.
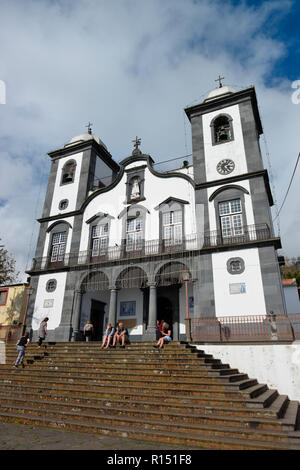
left=182, top=270, right=191, bottom=342
left=22, top=286, right=34, bottom=336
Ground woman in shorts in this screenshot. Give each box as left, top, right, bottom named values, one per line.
left=154, top=322, right=172, bottom=349
left=100, top=323, right=115, bottom=349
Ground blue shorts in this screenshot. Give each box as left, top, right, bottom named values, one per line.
left=164, top=336, right=172, bottom=341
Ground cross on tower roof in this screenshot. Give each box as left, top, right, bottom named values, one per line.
left=85, top=122, right=93, bottom=135
left=132, top=136, right=141, bottom=150
left=132, top=136, right=142, bottom=156
left=215, top=75, right=225, bottom=88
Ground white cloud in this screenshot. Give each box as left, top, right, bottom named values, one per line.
left=0, top=0, right=299, bottom=279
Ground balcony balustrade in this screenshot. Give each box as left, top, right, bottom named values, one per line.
left=30, top=224, right=272, bottom=272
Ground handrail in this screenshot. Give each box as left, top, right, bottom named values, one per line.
left=190, top=314, right=299, bottom=342
left=30, top=224, right=272, bottom=271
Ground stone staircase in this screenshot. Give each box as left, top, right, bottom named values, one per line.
left=0, top=341, right=300, bottom=450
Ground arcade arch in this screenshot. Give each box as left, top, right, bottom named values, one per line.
left=79, top=271, right=110, bottom=341
left=154, top=262, right=192, bottom=340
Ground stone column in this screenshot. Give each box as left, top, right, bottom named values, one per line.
left=72, top=289, right=83, bottom=341
left=143, top=283, right=157, bottom=341
left=108, top=288, right=118, bottom=326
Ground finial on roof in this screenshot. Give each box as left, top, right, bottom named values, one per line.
left=85, top=121, right=93, bottom=135
left=132, top=136, right=142, bottom=156
left=215, top=75, right=225, bottom=88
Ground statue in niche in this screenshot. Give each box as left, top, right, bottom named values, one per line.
left=130, top=177, right=140, bottom=200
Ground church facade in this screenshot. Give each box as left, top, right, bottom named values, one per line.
left=26, top=85, right=285, bottom=342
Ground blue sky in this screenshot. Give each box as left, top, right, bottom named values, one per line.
left=0, top=0, right=299, bottom=278
left=256, top=0, right=300, bottom=82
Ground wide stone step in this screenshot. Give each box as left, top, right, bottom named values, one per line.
left=0, top=368, right=248, bottom=385
left=0, top=362, right=240, bottom=378
left=5, top=347, right=190, bottom=356
left=27, top=358, right=227, bottom=368
left=5, top=351, right=213, bottom=361
left=5, top=341, right=184, bottom=347
left=0, top=411, right=283, bottom=450
left=16, top=346, right=198, bottom=353
left=5, top=349, right=217, bottom=361
left=17, top=357, right=221, bottom=368
left=0, top=389, right=286, bottom=420
left=5, top=343, right=192, bottom=352
left=1, top=407, right=300, bottom=448
left=0, top=383, right=263, bottom=406
left=0, top=375, right=259, bottom=395
left=0, top=366, right=245, bottom=383
left=0, top=395, right=290, bottom=432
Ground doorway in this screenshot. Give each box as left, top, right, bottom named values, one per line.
left=157, top=285, right=180, bottom=340
left=90, top=300, right=106, bottom=341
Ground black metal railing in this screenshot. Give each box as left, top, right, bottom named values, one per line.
left=203, top=223, right=271, bottom=248
left=30, top=224, right=272, bottom=271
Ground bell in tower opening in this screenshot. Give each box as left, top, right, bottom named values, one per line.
left=214, top=115, right=231, bottom=143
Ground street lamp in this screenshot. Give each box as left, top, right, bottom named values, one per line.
left=181, top=270, right=191, bottom=342
left=182, top=270, right=190, bottom=318
left=22, top=286, right=34, bottom=336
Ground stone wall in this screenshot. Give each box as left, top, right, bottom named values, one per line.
left=196, top=343, right=300, bottom=401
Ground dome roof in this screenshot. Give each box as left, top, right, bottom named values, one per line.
left=65, top=133, right=107, bottom=150
left=204, top=85, right=236, bottom=102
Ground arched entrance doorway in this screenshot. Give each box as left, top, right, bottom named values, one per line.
left=155, top=262, right=191, bottom=340
left=115, top=266, right=148, bottom=335
left=81, top=271, right=109, bottom=341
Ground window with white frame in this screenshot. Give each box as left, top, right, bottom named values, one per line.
left=219, top=199, right=243, bottom=237
left=50, top=232, right=67, bottom=262
left=91, top=223, right=109, bottom=256
left=162, top=210, right=183, bottom=246
left=126, top=218, right=143, bottom=251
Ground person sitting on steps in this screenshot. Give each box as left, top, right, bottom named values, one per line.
left=100, top=323, right=115, bottom=349
left=156, top=319, right=165, bottom=336
left=154, top=322, right=172, bottom=349
left=112, top=322, right=129, bottom=349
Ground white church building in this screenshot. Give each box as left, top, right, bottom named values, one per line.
left=26, top=84, right=285, bottom=341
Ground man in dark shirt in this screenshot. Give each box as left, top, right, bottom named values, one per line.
left=112, top=322, right=128, bottom=349
left=14, top=332, right=30, bottom=368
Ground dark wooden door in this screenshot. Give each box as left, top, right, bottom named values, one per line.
left=157, top=285, right=180, bottom=340
left=90, top=300, right=106, bottom=341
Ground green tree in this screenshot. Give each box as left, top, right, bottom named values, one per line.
left=0, top=240, right=20, bottom=286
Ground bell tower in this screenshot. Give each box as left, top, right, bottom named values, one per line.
left=185, top=84, right=286, bottom=317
